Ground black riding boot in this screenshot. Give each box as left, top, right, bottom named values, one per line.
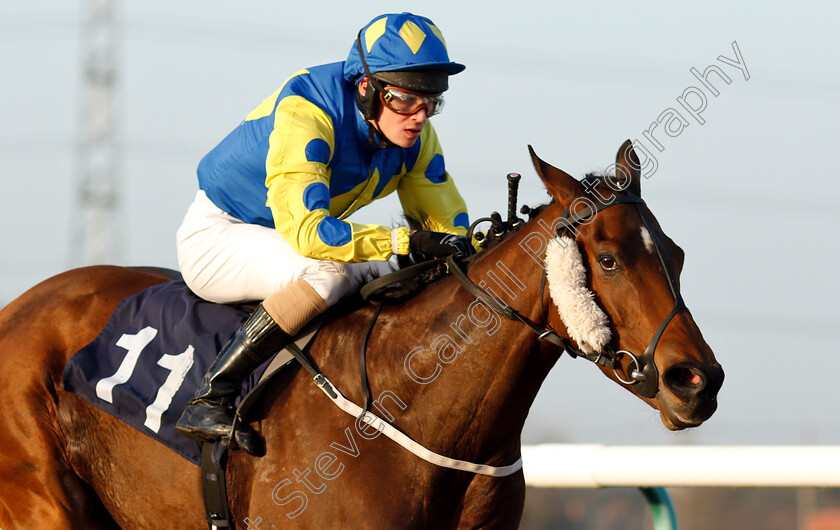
left=175, top=305, right=290, bottom=453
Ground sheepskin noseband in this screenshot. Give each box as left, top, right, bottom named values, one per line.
left=545, top=236, right=611, bottom=354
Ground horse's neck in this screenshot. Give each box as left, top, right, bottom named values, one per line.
left=370, top=227, right=565, bottom=463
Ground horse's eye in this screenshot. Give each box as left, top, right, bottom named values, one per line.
left=599, top=256, right=619, bottom=271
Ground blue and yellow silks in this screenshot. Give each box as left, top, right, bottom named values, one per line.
left=197, top=62, right=469, bottom=264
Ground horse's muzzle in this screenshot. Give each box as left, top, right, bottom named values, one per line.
left=660, top=361, right=725, bottom=427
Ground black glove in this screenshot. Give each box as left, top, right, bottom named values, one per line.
left=409, top=230, right=475, bottom=259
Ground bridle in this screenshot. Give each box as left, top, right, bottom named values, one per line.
left=451, top=191, right=688, bottom=399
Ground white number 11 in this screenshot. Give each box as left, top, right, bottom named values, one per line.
left=94, top=326, right=196, bottom=434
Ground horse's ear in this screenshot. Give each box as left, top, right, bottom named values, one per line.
left=615, top=139, right=642, bottom=197
left=528, top=145, right=584, bottom=205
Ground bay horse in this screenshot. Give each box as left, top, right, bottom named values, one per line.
left=0, top=141, right=723, bottom=529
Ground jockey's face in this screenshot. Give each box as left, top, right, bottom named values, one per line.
left=358, top=77, right=428, bottom=148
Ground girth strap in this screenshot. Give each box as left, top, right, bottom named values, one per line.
left=201, top=443, right=231, bottom=529
left=201, top=319, right=325, bottom=530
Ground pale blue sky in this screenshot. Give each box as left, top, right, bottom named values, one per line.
left=1, top=1, right=838, bottom=446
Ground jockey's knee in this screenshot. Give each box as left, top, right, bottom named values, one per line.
left=300, top=259, right=397, bottom=306
left=300, top=261, right=354, bottom=306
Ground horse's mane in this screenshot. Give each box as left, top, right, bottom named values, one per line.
left=402, top=212, right=430, bottom=233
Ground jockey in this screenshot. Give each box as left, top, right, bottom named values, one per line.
left=175, top=12, right=473, bottom=454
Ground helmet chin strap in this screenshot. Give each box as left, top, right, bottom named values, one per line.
left=355, top=30, right=400, bottom=149
left=367, top=120, right=399, bottom=149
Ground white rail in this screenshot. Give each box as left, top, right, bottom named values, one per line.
left=522, top=444, right=840, bottom=488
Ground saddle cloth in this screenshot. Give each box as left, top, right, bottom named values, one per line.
left=62, top=280, right=276, bottom=465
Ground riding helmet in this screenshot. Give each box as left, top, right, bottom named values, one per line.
left=344, top=13, right=465, bottom=120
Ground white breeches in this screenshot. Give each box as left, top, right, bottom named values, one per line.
left=176, top=190, right=397, bottom=306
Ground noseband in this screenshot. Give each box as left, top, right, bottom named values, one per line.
left=451, top=192, right=687, bottom=399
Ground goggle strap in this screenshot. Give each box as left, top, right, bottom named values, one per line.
left=356, top=30, right=385, bottom=94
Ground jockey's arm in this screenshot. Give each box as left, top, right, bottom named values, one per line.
left=265, top=96, right=410, bottom=263
left=397, top=123, right=470, bottom=237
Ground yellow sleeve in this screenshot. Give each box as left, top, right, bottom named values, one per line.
left=397, top=123, right=469, bottom=236
left=265, top=95, right=410, bottom=262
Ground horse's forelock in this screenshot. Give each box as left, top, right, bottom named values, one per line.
left=582, top=171, right=613, bottom=191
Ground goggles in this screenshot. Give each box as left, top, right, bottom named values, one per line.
left=379, top=86, right=445, bottom=116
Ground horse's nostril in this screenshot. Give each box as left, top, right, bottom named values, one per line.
left=664, top=363, right=724, bottom=403
left=664, top=365, right=706, bottom=398
left=685, top=369, right=702, bottom=386
left=676, top=366, right=701, bottom=386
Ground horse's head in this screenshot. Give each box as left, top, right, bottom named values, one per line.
left=528, top=140, right=723, bottom=430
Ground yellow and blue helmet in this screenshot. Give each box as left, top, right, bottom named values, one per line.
left=345, top=13, right=465, bottom=120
